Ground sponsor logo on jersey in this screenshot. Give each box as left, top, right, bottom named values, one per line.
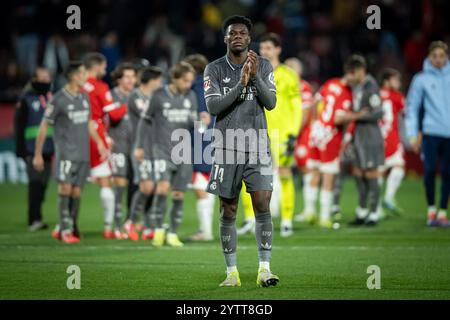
left=68, top=104, right=74, bottom=110
left=369, top=94, right=381, bottom=107
left=82, top=99, right=89, bottom=109
left=222, top=77, right=231, bottom=83
left=183, top=98, right=191, bottom=109
left=163, top=102, right=171, bottom=109
left=209, top=181, right=217, bottom=191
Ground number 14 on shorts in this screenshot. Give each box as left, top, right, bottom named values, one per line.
left=213, top=165, right=224, bottom=183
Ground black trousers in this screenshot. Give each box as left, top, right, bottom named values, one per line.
left=25, top=156, right=51, bottom=225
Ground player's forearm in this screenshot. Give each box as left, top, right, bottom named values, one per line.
left=34, top=120, right=48, bottom=156
left=335, top=112, right=361, bottom=125
left=205, top=83, right=244, bottom=116
left=252, top=75, right=276, bottom=110
left=357, top=108, right=383, bottom=123
left=89, top=121, right=104, bottom=147
left=135, top=117, right=148, bottom=149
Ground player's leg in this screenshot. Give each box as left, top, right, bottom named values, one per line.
left=303, top=166, right=320, bottom=224
left=218, top=196, right=241, bottom=287
left=112, top=176, right=128, bottom=237
left=166, top=163, right=193, bottom=247
left=166, top=190, right=184, bottom=247
left=151, top=180, right=169, bottom=246
left=319, top=172, right=335, bottom=228
left=364, top=168, right=382, bottom=226
left=96, top=176, right=115, bottom=237
left=382, top=148, right=405, bottom=214
left=110, top=153, right=129, bottom=238
left=250, top=190, right=279, bottom=287
left=125, top=159, right=154, bottom=240
left=437, top=137, right=450, bottom=226
left=189, top=176, right=215, bottom=241
left=237, top=184, right=255, bottom=236
left=279, top=166, right=295, bottom=237
left=421, top=135, right=439, bottom=226
left=350, top=166, right=369, bottom=225
left=57, top=182, right=79, bottom=243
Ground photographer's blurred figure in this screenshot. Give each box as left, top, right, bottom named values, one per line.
left=15, top=67, right=54, bottom=231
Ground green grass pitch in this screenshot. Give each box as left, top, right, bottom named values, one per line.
left=0, top=177, right=449, bottom=299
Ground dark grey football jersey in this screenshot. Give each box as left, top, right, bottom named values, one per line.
left=203, top=55, right=276, bottom=153
left=351, top=74, right=384, bottom=167
left=129, top=88, right=153, bottom=157
left=44, top=88, right=91, bottom=162
left=110, top=87, right=132, bottom=155
left=144, top=86, right=198, bottom=160
left=128, top=88, right=151, bottom=143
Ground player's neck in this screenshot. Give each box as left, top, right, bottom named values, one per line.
left=117, top=86, right=131, bottom=96
left=65, top=83, right=80, bottom=96
left=140, top=85, right=152, bottom=96
left=87, top=70, right=98, bottom=80
left=168, top=83, right=181, bottom=95
left=271, top=59, right=280, bottom=70
left=227, top=49, right=248, bottom=65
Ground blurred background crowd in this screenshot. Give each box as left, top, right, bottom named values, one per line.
left=1, top=0, right=449, bottom=102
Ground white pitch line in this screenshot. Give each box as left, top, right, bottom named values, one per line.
left=0, top=244, right=444, bottom=251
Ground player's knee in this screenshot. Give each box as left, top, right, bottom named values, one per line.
left=58, top=183, right=72, bottom=196
left=219, top=200, right=238, bottom=220
left=156, top=181, right=170, bottom=195
left=71, top=187, right=82, bottom=198
left=252, top=193, right=271, bottom=214
left=140, top=181, right=154, bottom=195
left=172, top=191, right=184, bottom=200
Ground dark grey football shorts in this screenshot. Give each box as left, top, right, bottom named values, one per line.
left=111, top=152, right=129, bottom=178
left=55, top=159, right=90, bottom=187
left=132, top=158, right=154, bottom=183
left=153, top=158, right=193, bottom=192
left=206, top=149, right=273, bottom=199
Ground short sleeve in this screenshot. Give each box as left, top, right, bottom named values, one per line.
left=261, top=60, right=277, bottom=94
left=44, top=98, right=59, bottom=125
left=203, top=64, right=222, bottom=99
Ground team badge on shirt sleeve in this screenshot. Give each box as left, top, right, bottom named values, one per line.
left=203, top=76, right=211, bottom=92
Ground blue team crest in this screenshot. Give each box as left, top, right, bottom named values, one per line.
left=183, top=98, right=191, bottom=109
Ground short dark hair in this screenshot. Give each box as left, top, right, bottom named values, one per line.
left=111, top=62, right=136, bottom=83
left=82, top=52, right=106, bottom=69
left=169, top=61, right=195, bottom=80
left=140, top=66, right=163, bottom=84
left=429, top=40, right=449, bottom=54
left=379, top=68, right=401, bottom=84
left=183, top=54, right=209, bottom=74
left=64, top=61, right=83, bottom=80
left=260, top=33, right=282, bottom=47
left=344, top=54, right=367, bottom=73
left=222, top=15, right=252, bottom=34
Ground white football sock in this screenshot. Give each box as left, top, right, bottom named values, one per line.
left=227, top=266, right=237, bottom=274
left=270, top=170, right=281, bottom=217
left=259, top=261, right=270, bottom=271
left=100, top=187, right=115, bottom=228
left=384, top=167, right=405, bottom=203
left=305, top=186, right=318, bottom=214
left=320, top=190, right=333, bottom=220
